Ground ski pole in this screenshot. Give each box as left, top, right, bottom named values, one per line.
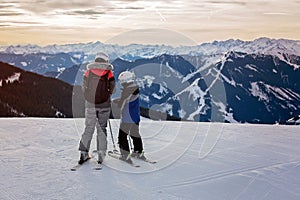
left=128, top=135, right=133, bottom=152
left=108, top=119, right=118, bottom=153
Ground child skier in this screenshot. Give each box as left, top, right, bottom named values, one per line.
left=114, top=71, right=147, bottom=164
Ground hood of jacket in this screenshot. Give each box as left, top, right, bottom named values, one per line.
left=87, top=62, right=114, bottom=70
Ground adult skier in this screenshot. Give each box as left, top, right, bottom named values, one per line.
left=78, top=52, right=115, bottom=165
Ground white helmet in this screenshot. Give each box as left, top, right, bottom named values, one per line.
left=95, top=52, right=109, bottom=62
left=118, top=71, right=135, bottom=84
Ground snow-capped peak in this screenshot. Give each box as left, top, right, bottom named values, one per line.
left=2, top=38, right=300, bottom=60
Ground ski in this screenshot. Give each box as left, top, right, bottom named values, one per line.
left=70, top=156, right=92, bottom=171
left=70, top=164, right=82, bottom=171
left=93, top=162, right=103, bottom=170
left=89, top=150, right=103, bottom=170
left=71, top=159, right=102, bottom=171
left=70, top=154, right=103, bottom=171
left=132, top=156, right=157, bottom=164
left=108, top=151, right=140, bottom=167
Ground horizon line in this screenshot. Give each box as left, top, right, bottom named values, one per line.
left=1, top=36, right=300, bottom=48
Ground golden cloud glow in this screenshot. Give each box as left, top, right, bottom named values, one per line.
left=0, top=0, right=299, bottom=45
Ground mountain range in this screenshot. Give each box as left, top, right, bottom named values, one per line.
left=0, top=38, right=300, bottom=124
left=0, top=62, right=84, bottom=117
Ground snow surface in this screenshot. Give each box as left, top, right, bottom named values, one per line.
left=0, top=118, right=300, bottom=200
left=0, top=73, right=21, bottom=87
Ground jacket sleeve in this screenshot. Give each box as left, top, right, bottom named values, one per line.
left=108, top=76, right=116, bottom=95
left=114, top=87, right=128, bottom=108
left=82, top=72, right=89, bottom=94
left=117, top=86, right=140, bottom=108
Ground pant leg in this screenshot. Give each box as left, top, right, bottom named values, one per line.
left=118, top=123, right=131, bottom=155
left=129, top=123, right=144, bottom=153
left=95, top=107, right=110, bottom=152
left=79, top=107, right=97, bottom=152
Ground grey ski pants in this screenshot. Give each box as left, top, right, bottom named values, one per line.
left=79, top=107, right=111, bottom=152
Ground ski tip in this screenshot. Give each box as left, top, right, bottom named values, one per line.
left=129, top=163, right=140, bottom=167
left=70, top=164, right=81, bottom=171
left=94, top=163, right=103, bottom=170
left=148, top=160, right=157, bottom=164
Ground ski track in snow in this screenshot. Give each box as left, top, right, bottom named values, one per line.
left=0, top=118, right=300, bottom=200
left=158, top=159, right=300, bottom=188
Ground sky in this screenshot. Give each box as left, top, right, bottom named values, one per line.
left=0, top=0, right=300, bottom=46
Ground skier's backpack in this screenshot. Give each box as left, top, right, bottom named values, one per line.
left=83, top=70, right=110, bottom=104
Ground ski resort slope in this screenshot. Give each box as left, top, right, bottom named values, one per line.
left=0, top=118, right=299, bottom=200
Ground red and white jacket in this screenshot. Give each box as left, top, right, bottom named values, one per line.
left=83, top=62, right=116, bottom=107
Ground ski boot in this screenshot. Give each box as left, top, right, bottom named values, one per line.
left=132, top=150, right=147, bottom=161
left=120, top=153, right=133, bottom=164
left=97, top=150, right=106, bottom=164
left=78, top=151, right=90, bottom=164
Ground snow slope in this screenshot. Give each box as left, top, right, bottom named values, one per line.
left=0, top=118, right=299, bottom=200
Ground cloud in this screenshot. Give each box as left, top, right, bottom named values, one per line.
left=203, top=0, right=247, bottom=6
left=263, top=12, right=290, bottom=16
left=0, top=0, right=299, bottom=45
left=0, top=5, right=13, bottom=9
left=0, top=2, right=24, bottom=15
left=64, top=9, right=106, bottom=16
left=0, top=21, right=43, bottom=28
left=0, top=12, right=23, bottom=16
left=13, top=0, right=103, bottom=14
left=117, top=6, right=144, bottom=10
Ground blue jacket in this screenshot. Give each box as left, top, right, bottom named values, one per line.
left=116, top=82, right=140, bottom=124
